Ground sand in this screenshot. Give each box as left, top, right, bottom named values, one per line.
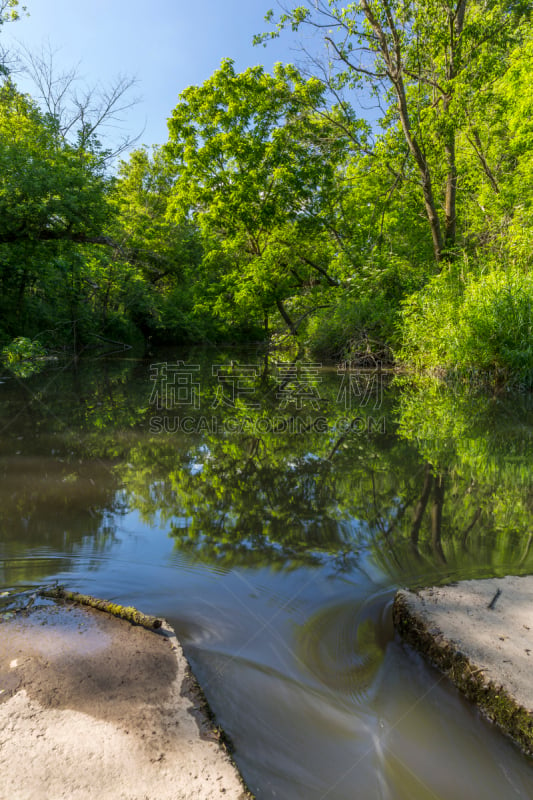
left=0, top=602, right=249, bottom=800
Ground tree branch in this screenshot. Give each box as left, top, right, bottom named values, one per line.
left=324, top=36, right=387, bottom=80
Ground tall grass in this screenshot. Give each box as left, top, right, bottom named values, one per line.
left=399, top=264, right=533, bottom=386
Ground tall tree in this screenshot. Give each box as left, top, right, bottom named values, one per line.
left=164, top=59, right=356, bottom=335
left=0, top=81, right=113, bottom=342
left=0, top=82, right=109, bottom=249
left=20, top=42, right=140, bottom=163
left=259, top=0, right=530, bottom=262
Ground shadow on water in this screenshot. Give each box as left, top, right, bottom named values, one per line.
left=1, top=351, right=533, bottom=798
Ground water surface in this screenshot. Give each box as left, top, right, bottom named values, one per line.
left=1, top=350, right=533, bottom=799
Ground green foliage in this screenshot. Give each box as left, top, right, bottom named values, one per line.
left=0, top=0, right=23, bottom=24
left=0, top=4, right=531, bottom=380
left=0, top=82, right=108, bottom=242
left=306, top=254, right=430, bottom=361
left=400, top=264, right=533, bottom=386
left=260, top=1, right=530, bottom=262
left=0, top=1, right=24, bottom=76
left=0, top=81, right=120, bottom=349
left=164, top=59, right=356, bottom=336
left=1, top=335, right=46, bottom=376
left=306, top=287, right=396, bottom=362
left=456, top=270, right=533, bottom=382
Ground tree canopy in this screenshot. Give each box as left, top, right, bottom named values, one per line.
left=1, top=1, right=532, bottom=385
left=164, top=59, right=357, bottom=335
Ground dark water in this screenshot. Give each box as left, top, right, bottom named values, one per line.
left=1, top=349, right=533, bottom=799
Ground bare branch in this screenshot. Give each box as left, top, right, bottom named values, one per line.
left=19, top=42, right=143, bottom=164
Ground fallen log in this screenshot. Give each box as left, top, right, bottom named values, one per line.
left=40, top=587, right=162, bottom=630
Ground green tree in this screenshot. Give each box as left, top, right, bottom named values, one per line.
left=0, top=82, right=115, bottom=340
left=111, top=146, right=207, bottom=340
left=0, top=0, right=23, bottom=75
left=0, top=82, right=163, bottom=350
left=493, top=28, right=533, bottom=260
left=164, top=59, right=356, bottom=338
left=0, top=83, right=109, bottom=248
left=259, top=0, right=530, bottom=262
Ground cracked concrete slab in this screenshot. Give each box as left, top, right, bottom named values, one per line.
left=393, top=575, right=533, bottom=756
left=0, top=601, right=250, bottom=800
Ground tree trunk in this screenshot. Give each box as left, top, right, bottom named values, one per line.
left=431, top=474, right=446, bottom=563
left=360, top=0, right=445, bottom=262
left=276, top=297, right=298, bottom=337
left=443, top=113, right=457, bottom=251
left=442, top=0, right=467, bottom=253
left=410, top=462, right=434, bottom=551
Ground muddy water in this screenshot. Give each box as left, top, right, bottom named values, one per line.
left=1, top=350, right=533, bottom=799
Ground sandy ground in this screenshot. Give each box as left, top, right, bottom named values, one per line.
left=0, top=602, right=249, bottom=800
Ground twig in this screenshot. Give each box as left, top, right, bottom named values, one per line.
left=488, top=588, right=502, bottom=610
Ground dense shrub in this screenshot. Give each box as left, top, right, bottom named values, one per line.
left=400, top=265, right=533, bottom=386
left=1, top=336, right=47, bottom=376
left=305, top=256, right=429, bottom=363
left=305, top=290, right=396, bottom=362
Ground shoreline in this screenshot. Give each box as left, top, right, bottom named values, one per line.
left=0, top=598, right=251, bottom=800
left=393, top=575, right=533, bottom=757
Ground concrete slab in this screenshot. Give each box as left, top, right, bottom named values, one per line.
left=393, top=575, right=533, bottom=756
left=0, top=601, right=250, bottom=800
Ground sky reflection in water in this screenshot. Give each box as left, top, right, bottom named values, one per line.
left=1, top=351, right=533, bottom=799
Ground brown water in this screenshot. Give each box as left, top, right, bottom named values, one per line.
left=1, top=349, right=533, bottom=799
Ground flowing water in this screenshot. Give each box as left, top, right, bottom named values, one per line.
left=1, top=348, right=533, bottom=799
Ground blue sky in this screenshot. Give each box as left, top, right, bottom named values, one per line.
left=3, top=0, right=306, bottom=151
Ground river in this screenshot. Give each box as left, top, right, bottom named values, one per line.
left=1, top=347, right=533, bottom=799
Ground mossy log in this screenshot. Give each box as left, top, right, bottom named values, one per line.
left=40, top=588, right=163, bottom=630
left=393, top=591, right=533, bottom=756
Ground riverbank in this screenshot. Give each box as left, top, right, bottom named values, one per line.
left=393, top=575, right=533, bottom=756
left=0, top=600, right=250, bottom=800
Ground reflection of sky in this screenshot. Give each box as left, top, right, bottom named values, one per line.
left=2, top=357, right=533, bottom=798
left=3, top=476, right=533, bottom=799
left=37, top=505, right=374, bottom=615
